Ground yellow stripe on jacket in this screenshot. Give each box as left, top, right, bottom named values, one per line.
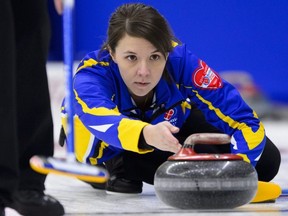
left=192, top=90, right=265, bottom=163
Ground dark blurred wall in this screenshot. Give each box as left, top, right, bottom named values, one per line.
left=48, top=0, right=288, bottom=104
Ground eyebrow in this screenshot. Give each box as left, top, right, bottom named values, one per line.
left=123, top=49, right=160, bottom=55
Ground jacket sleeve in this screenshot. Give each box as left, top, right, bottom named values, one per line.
left=174, top=45, right=266, bottom=167
left=72, top=61, right=152, bottom=154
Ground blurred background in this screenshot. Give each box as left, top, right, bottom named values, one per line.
left=47, top=0, right=288, bottom=126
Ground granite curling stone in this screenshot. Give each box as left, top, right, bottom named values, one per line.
left=154, top=133, right=258, bottom=209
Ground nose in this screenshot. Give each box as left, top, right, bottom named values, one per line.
left=137, top=60, right=150, bottom=76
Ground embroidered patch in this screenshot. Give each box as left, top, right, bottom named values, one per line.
left=193, top=60, right=222, bottom=89
left=164, top=109, right=175, bottom=121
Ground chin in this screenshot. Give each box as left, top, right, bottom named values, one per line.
left=132, top=90, right=150, bottom=97
left=135, top=93, right=148, bottom=97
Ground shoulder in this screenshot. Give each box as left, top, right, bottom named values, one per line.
left=168, top=43, right=199, bottom=67
left=76, top=49, right=113, bottom=73
left=168, top=42, right=186, bottom=58
left=166, top=43, right=199, bottom=81
left=73, top=49, right=120, bottom=89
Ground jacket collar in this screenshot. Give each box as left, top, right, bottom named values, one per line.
left=118, top=74, right=185, bottom=112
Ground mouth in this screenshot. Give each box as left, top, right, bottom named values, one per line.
left=134, top=81, right=150, bottom=87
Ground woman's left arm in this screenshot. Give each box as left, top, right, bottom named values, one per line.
left=173, top=45, right=266, bottom=167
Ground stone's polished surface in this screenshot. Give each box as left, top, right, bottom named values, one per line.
left=154, top=160, right=258, bottom=209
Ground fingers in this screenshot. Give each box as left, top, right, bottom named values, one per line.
left=166, top=122, right=180, bottom=134
left=54, top=0, right=63, bottom=15
left=166, top=140, right=181, bottom=153
left=142, top=122, right=181, bottom=153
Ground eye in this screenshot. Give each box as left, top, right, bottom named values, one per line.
left=126, top=55, right=137, bottom=61
left=150, top=54, right=161, bottom=61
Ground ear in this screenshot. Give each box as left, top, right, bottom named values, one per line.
left=108, top=47, right=117, bottom=63
left=165, top=53, right=169, bottom=60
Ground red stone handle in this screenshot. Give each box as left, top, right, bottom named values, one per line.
left=168, top=133, right=242, bottom=161
left=183, top=133, right=231, bottom=146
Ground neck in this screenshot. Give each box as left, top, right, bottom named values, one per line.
left=132, top=91, right=153, bottom=110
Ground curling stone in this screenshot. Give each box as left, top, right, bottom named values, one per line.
left=154, top=133, right=258, bottom=209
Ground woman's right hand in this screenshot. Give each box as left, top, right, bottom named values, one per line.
left=142, top=122, right=181, bottom=153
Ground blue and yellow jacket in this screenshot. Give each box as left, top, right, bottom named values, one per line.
left=61, top=43, right=265, bottom=167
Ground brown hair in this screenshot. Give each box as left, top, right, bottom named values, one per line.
left=101, top=3, right=178, bottom=58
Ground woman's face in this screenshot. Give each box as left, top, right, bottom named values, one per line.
left=110, top=34, right=167, bottom=97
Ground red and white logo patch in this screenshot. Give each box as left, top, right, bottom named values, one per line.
left=164, top=109, right=174, bottom=121
left=193, top=60, right=222, bottom=89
